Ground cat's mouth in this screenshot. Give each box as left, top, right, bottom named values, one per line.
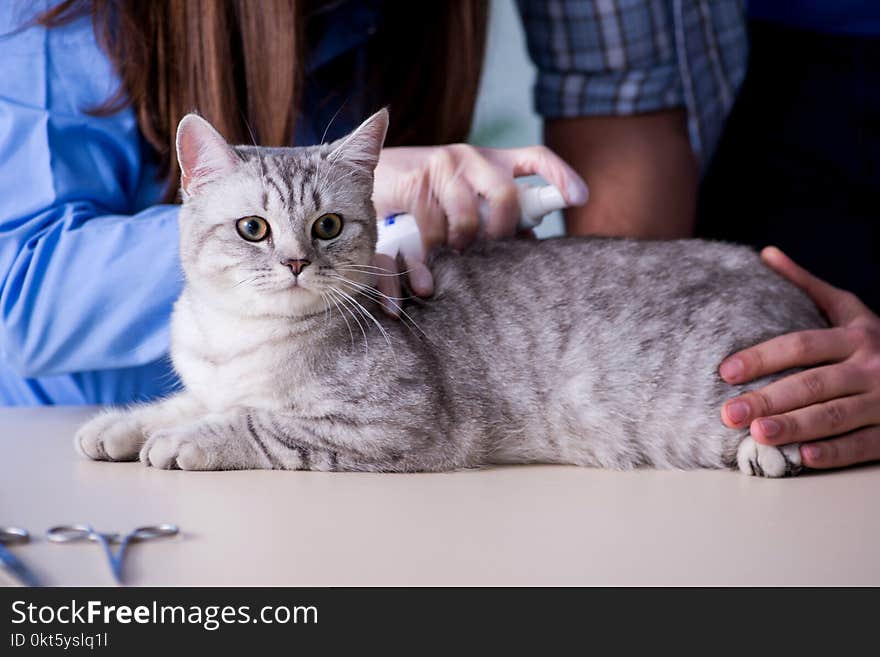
left=260, top=276, right=311, bottom=294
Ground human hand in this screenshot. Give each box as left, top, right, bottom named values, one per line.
left=369, top=144, right=588, bottom=316
left=719, top=247, right=880, bottom=470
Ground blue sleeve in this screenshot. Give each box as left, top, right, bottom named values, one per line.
left=0, top=4, right=183, bottom=378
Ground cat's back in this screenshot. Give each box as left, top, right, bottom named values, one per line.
left=428, top=236, right=826, bottom=367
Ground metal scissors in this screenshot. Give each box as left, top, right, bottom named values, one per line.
left=47, top=524, right=179, bottom=584
left=0, top=527, right=40, bottom=587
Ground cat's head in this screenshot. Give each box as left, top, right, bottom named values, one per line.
left=174, top=109, right=388, bottom=317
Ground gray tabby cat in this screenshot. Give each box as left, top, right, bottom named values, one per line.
left=75, top=109, right=827, bottom=477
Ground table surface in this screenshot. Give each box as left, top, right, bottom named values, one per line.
left=1, top=406, right=878, bottom=586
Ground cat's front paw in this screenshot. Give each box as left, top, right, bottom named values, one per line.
left=74, top=409, right=145, bottom=462
left=140, top=420, right=270, bottom=471
left=139, top=427, right=214, bottom=471
left=736, top=436, right=803, bottom=478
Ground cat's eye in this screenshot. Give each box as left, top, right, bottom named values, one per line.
left=312, top=213, right=343, bottom=240
left=236, top=216, right=270, bottom=242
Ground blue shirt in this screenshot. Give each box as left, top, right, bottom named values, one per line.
left=749, top=0, right=880, bottom=36
left=0, top=0, right=746, bottom=405
left=0, top=0, right=380, bottom=405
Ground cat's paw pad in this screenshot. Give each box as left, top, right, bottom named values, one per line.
left=74, top=410, right=145, bottom=462
left=737, top=436, right=803, bottom=478
left=140, top=428, right=212, bottom=471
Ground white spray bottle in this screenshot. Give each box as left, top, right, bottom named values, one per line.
left=375, top=182, right=582, bottom=262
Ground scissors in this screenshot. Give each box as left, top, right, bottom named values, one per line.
left=47, top=524, right=179, bottom=584
left=0, top=527, right=40, bottom=587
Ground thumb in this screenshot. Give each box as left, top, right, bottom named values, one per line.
left=761, top=246, right=864, bottom=324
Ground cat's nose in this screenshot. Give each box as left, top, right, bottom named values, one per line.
left=281, top=258, right=311, bottom=276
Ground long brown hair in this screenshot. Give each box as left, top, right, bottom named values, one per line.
left=37, top=1, right=488, bottom=202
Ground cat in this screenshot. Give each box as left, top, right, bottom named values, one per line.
left=74, top=108, right=827, bottom=477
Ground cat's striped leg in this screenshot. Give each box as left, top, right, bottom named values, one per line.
left=75, top=394, right=203, bottom=462
left=139, top=409, right=451, bottom=472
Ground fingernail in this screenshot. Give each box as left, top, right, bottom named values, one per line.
left=758, top=418, right=780, bottom=438
left=802, top=444, right=821, bottom=461
left=567, top=180, right=589, bottom=206
left=719, top=358, right=744, bottom=382
left=726, top=401, right=750, bottom=424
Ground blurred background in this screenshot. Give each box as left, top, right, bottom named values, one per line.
left=468, top=0, right=565, bottom=238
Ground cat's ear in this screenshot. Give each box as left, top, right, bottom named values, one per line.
left=176, top=113, right=240, bottom=196
left=328, top=108, right=389, bottom=171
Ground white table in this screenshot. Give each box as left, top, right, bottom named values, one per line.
left=1, top=406, right=878, bottom=586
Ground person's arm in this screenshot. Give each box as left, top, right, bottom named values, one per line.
left=545, top=110, right=697, bottom=238
left=517, top=0, right=704, bottom=238
left=0, top=203, right=182, bottom=378
left=0, top=8, right=182, bottom=378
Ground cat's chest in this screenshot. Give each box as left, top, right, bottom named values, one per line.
left=171, top=306, right=320, bottom=411
left=178, top=348, right=282, bottom=409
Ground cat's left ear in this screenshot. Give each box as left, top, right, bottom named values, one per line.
left=176, top=113, right=241, bottom=197
left=328, top=108, right=389, bottom=171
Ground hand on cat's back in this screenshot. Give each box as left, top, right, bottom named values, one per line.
left=719, top=247, right=880, bottom=470
left=370, top=144, right=589, bottom=316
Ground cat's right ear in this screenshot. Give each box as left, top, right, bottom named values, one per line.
left=328, top=108, right=389, bottom=171
left=176, top=114, right=240, bottom=197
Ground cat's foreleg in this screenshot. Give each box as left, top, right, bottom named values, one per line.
left=139, top=409, right=462, bottom=472
left=75, top=394, right=204, bottom=462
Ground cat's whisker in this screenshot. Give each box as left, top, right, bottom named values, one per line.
left=331, top=277, right=426, bottom=340
left=325, top=288, right=357, bottom=348
left=323, top=289, right=355, bottom=349
left=318, top=290, right=331, bottom=327
left=337, top=263, right=397, bottom=271
left=337, top=266, right=413, bottom=277
left=233, top=268, right=279, bottom=289
left=246, top=272, right=282, bottom=291
left=326, top=288, right=369, bottom=354
left=332, top=273, right=415, bottom=302
left=336, top=258, right=406, bottom=274
left=239, top=109, right=269, bottom=197
left=338, top=283, right=411, bottom=304
left=320, top=290, right=352, bottom=347
left=233, top=275, right=259, bottom=288
left=326, top=139, right=347, bottom=166
left=317, top=142, right=346, bottom=192
left=340, top=291, right=424, bottom=343
left=329, top=274, right=410, bottom=302
left=332, top=287, right=395, bottom=354
left=332, top=273, right=421, bottom=311
left=331, top=280, right=408, bottom=344
left=320, top=99, right=349, bottom=145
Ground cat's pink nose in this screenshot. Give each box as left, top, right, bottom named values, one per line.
left=281, top=258, right=311, bottom=276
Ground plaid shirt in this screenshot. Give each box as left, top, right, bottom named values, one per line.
left=517, top=0, right=747, bottom=167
